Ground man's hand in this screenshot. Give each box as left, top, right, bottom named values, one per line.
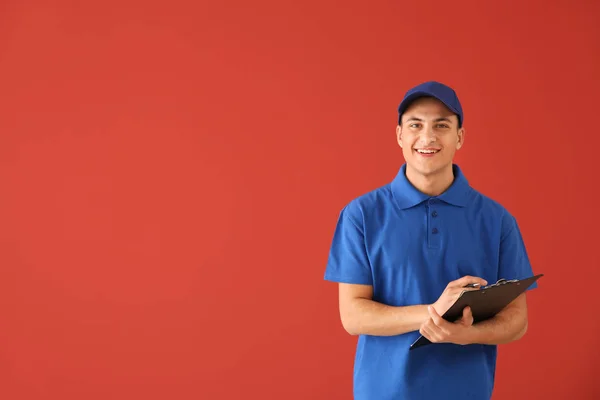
left=432, top=275, right=488, bottom=316
left=419, top=305, right=475, bottom=345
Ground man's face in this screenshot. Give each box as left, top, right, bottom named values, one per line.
left=396, top=96, right=465, bottom=178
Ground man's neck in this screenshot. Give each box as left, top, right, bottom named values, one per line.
left=405, top=165, right=455, bottom=197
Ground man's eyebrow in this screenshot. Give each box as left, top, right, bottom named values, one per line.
left=404, top=116, right=454, bottom=123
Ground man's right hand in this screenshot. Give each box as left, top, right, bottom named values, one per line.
left=431, top=276, right=488, bottom=316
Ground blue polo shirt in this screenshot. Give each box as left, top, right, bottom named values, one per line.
left=324, top=163, right=536, bottom=400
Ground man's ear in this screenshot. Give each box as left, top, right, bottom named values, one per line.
left=456, top=127, right=465, bottom=150
left=396, top=125, right=403, bottom=148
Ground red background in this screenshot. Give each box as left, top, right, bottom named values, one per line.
left=1, top=1, right=598, bottom=399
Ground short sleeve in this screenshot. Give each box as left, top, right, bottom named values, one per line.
left=323, top=204, right=373, bottom=285
left=498, top=213, right=538, bottom=290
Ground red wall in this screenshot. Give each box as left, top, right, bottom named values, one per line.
left=1, top=1, right=598, bottom=399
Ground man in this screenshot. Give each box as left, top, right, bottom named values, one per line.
left=324, top=81, right=537, bottom=399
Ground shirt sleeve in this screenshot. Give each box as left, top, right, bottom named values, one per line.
left=498, top=213, right=538, bottom=290
left=323, top=203, right=373, bottom=285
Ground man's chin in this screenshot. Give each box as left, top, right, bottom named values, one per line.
left=407, top=161, right=447, bottom=177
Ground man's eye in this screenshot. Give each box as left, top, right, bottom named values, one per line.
left=409, top=124, right=420, bottom=128
left=436, top=124, right=449, bottom=129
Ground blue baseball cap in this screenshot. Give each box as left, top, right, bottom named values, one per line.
left=397, top=81, right=464, bottom=127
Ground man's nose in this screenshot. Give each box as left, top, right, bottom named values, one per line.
left=419, top=127, right=436, bottom=143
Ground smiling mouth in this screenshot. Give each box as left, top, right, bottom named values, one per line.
left=415, top=149, right=440, bottom=154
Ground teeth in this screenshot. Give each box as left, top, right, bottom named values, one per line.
left=417, top=149, right=438, bottom=154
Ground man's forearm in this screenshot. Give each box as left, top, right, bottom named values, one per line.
left=468, top=304, right=528, bottom=345
left=342, top=298, right=430, bottom=336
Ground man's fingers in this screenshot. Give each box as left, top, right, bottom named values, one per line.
left=421, top=318, right=450, bottom=343
left=452, top=275, right=488, bottom=287
left=421, top=306, right=474, bottom=345
left=463, top=306, right=472, bottom=317
left=461, top=306, right=474, bottom=326
left=419, top=325, right=430, bottom=340
left=450, top=275, right=488, bottom=288
left=420, top=321, right=440, bottom=343
left=428, top=306, right=449, bottom=329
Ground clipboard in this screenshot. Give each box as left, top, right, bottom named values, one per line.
left=409, top=274, right=544, bottom=350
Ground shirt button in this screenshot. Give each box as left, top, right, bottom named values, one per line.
left=432, top=211, right=438, bottom=217
left=432, top=228, right=438, bottom=234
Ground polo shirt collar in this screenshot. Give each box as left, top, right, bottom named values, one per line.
left=391, top=163, right=471, bottom=209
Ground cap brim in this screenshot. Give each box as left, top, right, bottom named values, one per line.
left=397, top=91, right=460, bottom=123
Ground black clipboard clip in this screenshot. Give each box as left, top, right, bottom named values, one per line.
left=483, top=278, right=518, bottom=289
left=409, top=273, right=544, bottom=350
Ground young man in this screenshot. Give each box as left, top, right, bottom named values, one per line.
left=324, top=81, right=537, bottom=399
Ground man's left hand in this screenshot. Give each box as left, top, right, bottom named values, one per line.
left=419, top=305, right=476, bottom=346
